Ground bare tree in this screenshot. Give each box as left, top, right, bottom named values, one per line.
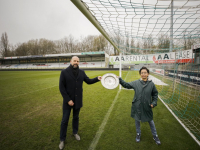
left=142, top=38, right=148, bottom=54
left=29, top=39, right=39, bottom=55
left=130, top=38, right=135, bottom=54
left=125, top=37, right=130, bottom=54
left=1, top=33, right=121, bottom=57
left=136, top=41, right=140, bottom=54
left=38, top=39, right=56, bottom=54
left=113, top=33, right=122, bottom=55
left=99, top=35, right=108, bottom=51
left=104, top=40, right=114, bottom=55
left=62, top=37, right=70, bottom=53
left=157, top=34, right=170, bottom=52
left=93, top=35, right=108, bottom=52
left=15, top=43, right=30, bottom=56
left=0, top=32, right=9, bottom=57
left=141, top=35, right=154, bottom=54
left=54, top=39, right=66, bottom=53
left=14, top=38, right=56, bottom=56
left=82, top=35, right=95, bottom=52
left=182, top=31, right=197, bottom=50
left=147, top=35, right=154, bottom=49
left=68, top=35, right=75, bottom=53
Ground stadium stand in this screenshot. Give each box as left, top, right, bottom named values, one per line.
left=0, top=51, right=108, bottom=69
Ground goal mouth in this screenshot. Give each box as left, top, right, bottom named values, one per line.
left=71, top=0, right=200, bottom=145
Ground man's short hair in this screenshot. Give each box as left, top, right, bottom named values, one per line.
left=71, top=56, right=79, bottom=60
left=139, top=66, right=149, bottom=74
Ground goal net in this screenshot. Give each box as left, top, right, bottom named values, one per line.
left=71, top=0, right=200, bottom=145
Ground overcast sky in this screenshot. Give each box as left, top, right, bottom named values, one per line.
left=0, top=0, right=100, bottom=45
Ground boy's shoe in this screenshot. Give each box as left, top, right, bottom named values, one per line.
left=136, top=133, right=141, bottom=142
left=153, top=135, right=161, bottom=145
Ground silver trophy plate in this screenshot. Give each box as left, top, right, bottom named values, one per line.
left=101, top=73, right=119, bottom=89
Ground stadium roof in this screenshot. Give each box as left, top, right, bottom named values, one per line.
left=1, top=51, right=106, bottom=60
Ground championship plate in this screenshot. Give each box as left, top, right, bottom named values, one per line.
left=101, top=73, right=119, bottom=89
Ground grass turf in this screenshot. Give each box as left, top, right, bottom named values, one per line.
left=0, top=71, right=199, bottom=150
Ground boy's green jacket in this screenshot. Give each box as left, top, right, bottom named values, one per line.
left=119, top=77, right=158, bottom=122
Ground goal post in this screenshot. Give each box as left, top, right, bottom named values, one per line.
left=71, top=0, right=120, bottom=53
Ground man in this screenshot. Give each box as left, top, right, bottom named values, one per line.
left=118, top=66, right=161, bottom=145
left=59, top=56, right=102, bottom=150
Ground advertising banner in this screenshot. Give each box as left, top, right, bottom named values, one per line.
left=4, top=57, right=18, bottom=59
left=81, top=51, right=104, bottom=55
left=165, top=70, right=200, bottom=85
left=149, top=68, right=165, bottom=76
left=109, top=49, right=194, bottom=65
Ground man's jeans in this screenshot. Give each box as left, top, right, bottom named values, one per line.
left=60, top=108, right=80, bottom=141
left=135, top=120, right=157, bottom=136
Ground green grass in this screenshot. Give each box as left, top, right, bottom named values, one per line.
left=0, top=71, right=199, bottom=150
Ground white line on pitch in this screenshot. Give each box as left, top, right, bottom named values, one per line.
left=88, top=71, right=130, bottom=150
left=88, top=89, right=121, bottom=150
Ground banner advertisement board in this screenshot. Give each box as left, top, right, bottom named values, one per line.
left=109, top=49, right=194, bottom=65
left=165, top=70, right=200, bottom=85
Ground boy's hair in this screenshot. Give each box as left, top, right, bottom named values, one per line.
left=139, top=66, right=149, bottom=74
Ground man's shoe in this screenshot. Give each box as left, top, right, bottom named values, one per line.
left=153, top=135, right=161, bottom=145
left=59, top=141, right=64, bottom=150
left=74, top=134, right=80, bottom=141
left=136, top=133, right=141, bottom=142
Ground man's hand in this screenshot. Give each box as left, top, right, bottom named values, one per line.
left=98, top=76, right=102, bottom=80
left=68, top=100, right=74, bottom=106
left=151, top=104, right=154, bottom=108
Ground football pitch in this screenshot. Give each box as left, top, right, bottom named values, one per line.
left=0, top=70, right=199, bottom=150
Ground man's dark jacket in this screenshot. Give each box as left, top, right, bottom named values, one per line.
left=59, top=66, right=99, bottom=109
